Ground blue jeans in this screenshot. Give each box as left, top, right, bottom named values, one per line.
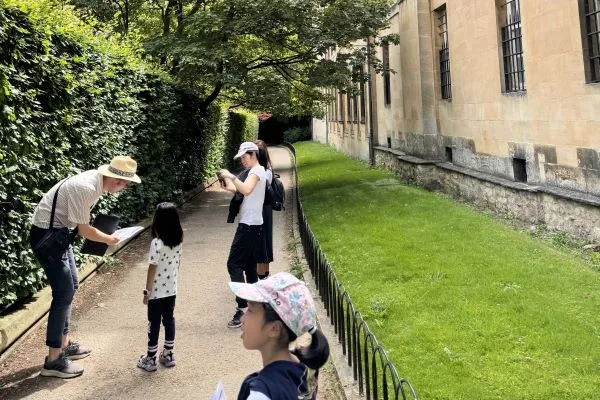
left=30, top=225, right=79, bottom=349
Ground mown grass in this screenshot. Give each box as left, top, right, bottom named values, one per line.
left=295, top=141, right=600, bottom=400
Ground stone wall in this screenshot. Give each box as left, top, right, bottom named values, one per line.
left=375, top=147, right=600, bottom=241
left=318, top=0, right=600, bottom=196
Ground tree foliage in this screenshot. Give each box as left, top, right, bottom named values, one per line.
left=68, top=0, right=398, bottom=116
left=0, top=3, right=257, bottom=308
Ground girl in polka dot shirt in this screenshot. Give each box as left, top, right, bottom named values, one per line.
left=137, top=202, right=183, bottom=372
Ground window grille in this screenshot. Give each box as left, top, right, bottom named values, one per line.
left=382, top=44, right=391, bottom=105
left=347, top=92, right=352, bottom=122
left=338, top=92, right=345, bottom=122
left=359, top=67, right=366, bottom=123
left=334, top=90, right=338, bottom=121
left=500, top=0, right=526, bottom=92
left=583, top=0, right=600, bottom=82
left=438, top=7, right=452, bottom=100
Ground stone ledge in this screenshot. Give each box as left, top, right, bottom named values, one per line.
left=437, top=162, right=535, bottom=192
left=438, top=162, right=600, bottom=207
left=398, top=155, right=440, bottom=165
left=376, top=147, right=600, bottom=207
left=374, top=146, right=442, bottom=165
left=373, top=146, right=405, bottom=157
left=538, top=185, right=600, bottom=207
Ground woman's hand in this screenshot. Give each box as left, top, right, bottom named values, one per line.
left=143, top=295, right=148, bottom=305
left=218, top=169, right=235, bottom=180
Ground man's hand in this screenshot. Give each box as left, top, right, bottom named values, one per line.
left=105, top=233, right=119, bottom=246
left=78, top=224, right=121, bottom=245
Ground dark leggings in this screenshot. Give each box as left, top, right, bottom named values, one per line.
left=147, top=295, right=176, bottom=352
left=227, top=224, right=261, bottom=308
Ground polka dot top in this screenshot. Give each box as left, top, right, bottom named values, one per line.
left=147, top=238, right=182, bottom=300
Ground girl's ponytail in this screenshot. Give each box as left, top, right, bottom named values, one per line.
left=296, top=328, right=330, bottom=370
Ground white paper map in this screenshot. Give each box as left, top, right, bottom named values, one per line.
left=113, top=226, right=144, bottom=244
left=209, top=381, right=226, bottom=400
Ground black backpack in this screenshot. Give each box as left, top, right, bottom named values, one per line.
left=266, top=173, right=285, bottom=211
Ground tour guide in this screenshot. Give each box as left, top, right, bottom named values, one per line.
left=29, top=156, right=141, bottom=378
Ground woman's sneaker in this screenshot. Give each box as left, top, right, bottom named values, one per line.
left=62, top=341, right=92, bottom=360
left=227, top=308, right=244, bottom=328
left=40, top=356, right=84, bottom=379
left=159, top=350, right=176, bottom=367
left=137, top=355, right=157, bottom=372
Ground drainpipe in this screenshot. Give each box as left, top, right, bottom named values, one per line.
left=366, top=36, right=376, bottom=166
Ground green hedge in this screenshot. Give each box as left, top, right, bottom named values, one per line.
left=283, top=126, right=312, bottom=143
left=0, top=5, right=257, bottom=308
left=226, top=109, right=260, bottom=169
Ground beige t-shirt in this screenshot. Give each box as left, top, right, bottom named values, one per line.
left=32, top=170, right=104, bottom=229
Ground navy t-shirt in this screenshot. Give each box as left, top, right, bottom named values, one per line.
left=237, top=360, right=316, bottom=400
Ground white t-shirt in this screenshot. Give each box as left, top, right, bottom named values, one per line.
left=147, top=238, right=182, bottom=300
left=239, top=165, right=266, bottom=225
left=265, top=168, right=273, bottom=185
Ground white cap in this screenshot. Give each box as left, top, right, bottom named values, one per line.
left=233, top=142, right=259, bottom=159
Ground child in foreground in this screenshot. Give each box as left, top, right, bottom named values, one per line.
left=229, top=272, right=330, bottom=400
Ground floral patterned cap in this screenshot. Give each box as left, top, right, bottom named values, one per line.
left=229, top=272, right=317, bottom=337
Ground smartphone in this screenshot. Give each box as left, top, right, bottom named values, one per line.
left=217, top=173, right=226, bottom=186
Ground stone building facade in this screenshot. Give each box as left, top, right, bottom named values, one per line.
left=313, top=0, right=600, bottom=240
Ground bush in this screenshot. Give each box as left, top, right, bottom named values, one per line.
left=283, top=126, right=312, bottom=143
left=0, top=4, right=254, bottom=308
left=226, top=109, right=259, bottom=169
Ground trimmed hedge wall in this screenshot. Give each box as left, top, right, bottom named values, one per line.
left=0, top=5, right=257, bottom=308
left=226, top=109, right=260, bottom=170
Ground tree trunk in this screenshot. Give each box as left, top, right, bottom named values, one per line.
left=199, top=6, right=235, bottom=113
left=163, top=0, right=178, bottom=36
left=123, top=0, right=129, bottom=35
left=176, top=0, right=184, bottom=36
left=200, top=58, right=225, bottom=113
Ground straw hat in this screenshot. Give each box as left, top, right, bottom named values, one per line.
left=98, top=156, right=141, bottom=183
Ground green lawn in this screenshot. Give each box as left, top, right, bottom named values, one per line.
left=295, top=141, right=600, bottom=400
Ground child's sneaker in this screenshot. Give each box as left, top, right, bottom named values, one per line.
left=137, top=355, right=157, bottom=372
left=159, top=350, right=176, bottom=367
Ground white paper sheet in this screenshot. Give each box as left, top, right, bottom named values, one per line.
left=113, top=226, right=144, bottom=244
left=209, top=381, right=226, bottom=400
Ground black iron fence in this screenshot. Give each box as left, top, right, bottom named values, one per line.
left=284, top=143, right=418, bottom=400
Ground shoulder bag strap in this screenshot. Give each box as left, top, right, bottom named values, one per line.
left=49, top=178, right=69, bottom=229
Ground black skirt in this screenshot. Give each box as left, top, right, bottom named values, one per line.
left=256, top=204, right=274, bottom=263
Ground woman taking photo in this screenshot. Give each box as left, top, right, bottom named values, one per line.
left=218, top=142, right=267, bottom=328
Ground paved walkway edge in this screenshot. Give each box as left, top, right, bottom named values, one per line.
left=286, top=145, right=360, bottom=400
left=0, top=179, right=217, bottom=362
